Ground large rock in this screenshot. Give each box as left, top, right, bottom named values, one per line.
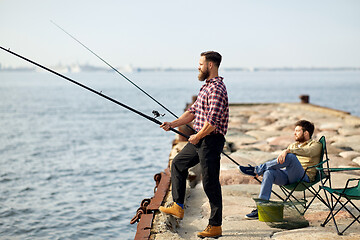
left=315, top=130, right=338, bottom=139
left=230, top=150, right=277, bottom=166
left=237, top=141, right=285, bottom=153
left=220, top=169, right=260, bottom=185
left=318, top=121, right=344, bottom=131
left=339, top=151, right=360, bottom=160
left=228, top=122, right=259, bottom=132
left=338, top=126, right=360, bottom=136
left=248, top=114, right=277, bottom=125
left=328, top=154, right=358, bottom=168
left=353, top=156, right=360, bottom=166
left=225, top=132, right=258, bottom=145
left=220, top=153, right=260, bottom=169
left=246, top=130, right=281, bottom=141
left=331, top=135, right=360, bottom=152
left=267, top=135, right=294, bottom=148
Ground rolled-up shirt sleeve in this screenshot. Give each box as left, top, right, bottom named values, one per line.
left=187, top=101, right=197, bottom=115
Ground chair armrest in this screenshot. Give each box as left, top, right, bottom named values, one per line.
left=348, top=178, right=360, bottom=181
left=297, top=160, right=331, bottom=182
left=316, top=167, right=360, bottom=188
left=305, top=159, right=330, bottom=170
left=343, top=178, right=360, bottom=193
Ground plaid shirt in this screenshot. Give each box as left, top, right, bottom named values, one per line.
left=188, top=76, right=229, bottom=135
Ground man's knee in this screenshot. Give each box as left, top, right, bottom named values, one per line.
left=263, top=169, right=276, bottom=180
left=264, top=169, right=289, bottom=186
left=171, top=157, right=186, bottom=174
left=285, top=153, right=298, bottom=162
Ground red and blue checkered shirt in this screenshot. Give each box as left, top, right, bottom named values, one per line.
left=188, top=76, right=229, bottom=136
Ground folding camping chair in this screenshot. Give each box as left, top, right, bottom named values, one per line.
left=254, top=136, right=331, bottom=215
left=278, top=136, right=330, bottom=214
left=317, top=167, right=360, bottom=235
left=277, top=136, right=331, bottom=214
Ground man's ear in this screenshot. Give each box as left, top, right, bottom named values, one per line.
left=304, top=130, right=310, bottom=139
left=208, top=61, right=213, bottom=69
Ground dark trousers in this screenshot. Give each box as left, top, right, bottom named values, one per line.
left=171, top=134, right=225, bottom=226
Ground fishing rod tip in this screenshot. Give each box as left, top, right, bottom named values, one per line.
left=50, top=20, right=57, bottom=25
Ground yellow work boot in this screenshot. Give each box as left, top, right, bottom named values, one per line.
left=158, top=203, right=184, bottom=219
left=197, top=225, right=222, bottom=239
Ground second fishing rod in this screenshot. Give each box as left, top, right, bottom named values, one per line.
left=51, top=22, right=241, bottom=166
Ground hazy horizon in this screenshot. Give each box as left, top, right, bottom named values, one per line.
left=1, top=1, right=359, bottom=69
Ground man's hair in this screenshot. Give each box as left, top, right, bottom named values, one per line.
left=201, top=51, right=222, bottom=68
left=295, top=120, right=315, bottom=138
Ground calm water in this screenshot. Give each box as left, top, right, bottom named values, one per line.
left=0, top=70, right=359, bottom=239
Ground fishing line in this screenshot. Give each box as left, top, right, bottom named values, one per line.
left=49, top=22, right=241, bottom=166
left=0, top=45, right=187, bottom=139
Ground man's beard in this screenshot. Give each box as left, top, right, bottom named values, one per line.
left=295, top=133, right=306, bottom=143
left=198, top=68, right=210, bottom=81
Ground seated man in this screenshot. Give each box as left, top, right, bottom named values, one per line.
left=239, top=120, right=322, bottom=219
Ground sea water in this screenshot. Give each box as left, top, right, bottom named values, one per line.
left=0, top=70, right=359, bottom=239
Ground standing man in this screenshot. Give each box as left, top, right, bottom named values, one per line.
left=239, top=120, right=322, bottom=219
left=159, top=51, right=229, bottom=238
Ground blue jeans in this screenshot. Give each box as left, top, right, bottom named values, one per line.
left=255, top=153, right=310, bottom=200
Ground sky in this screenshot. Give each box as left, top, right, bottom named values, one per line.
left=0, top=0, right=359, bottom=69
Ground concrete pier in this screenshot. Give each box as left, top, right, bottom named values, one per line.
left=150, top=102, right=360, bottom=239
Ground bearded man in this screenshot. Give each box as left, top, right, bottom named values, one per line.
left=239, top=120, right=322, bottom=220
left=159, top=51, right=229, bottom=238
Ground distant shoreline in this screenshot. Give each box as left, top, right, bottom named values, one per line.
left=1, top=65, right=360, bottom=73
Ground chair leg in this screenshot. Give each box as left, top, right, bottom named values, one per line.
left=280, top=182, right=328, bottom=215
left=280, top=186, right=306, bottom=215
left=340, top=215, right=360, bottom=235
left=288, top=184, right=329, bottom=215
left=337, top=198, right=360, bottom=235
left=320, top=189, right=337, bottom=226
left=327, top=195, right=342, bottom=235
left=321, top=192, right=360, bottom=235
left=303, top=187, right=323, bottom=214
left=344, top=199, right=360, bottom=224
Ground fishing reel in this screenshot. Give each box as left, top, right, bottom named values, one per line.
left=152, top=110, right=165, bottom=119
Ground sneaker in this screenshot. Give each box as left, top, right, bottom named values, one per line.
left=245, top=209, right=258, bottom=220
left=158, top=203, right=184, bottom=219
left=197, top=225, right=222, bottom=239
left=238, top=165, right=256, bottom=177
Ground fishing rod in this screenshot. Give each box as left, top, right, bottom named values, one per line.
left=0, top=45, right=187, bottom=139
left=50, top=22, right=241, bottom=166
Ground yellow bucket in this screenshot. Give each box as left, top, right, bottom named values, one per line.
left=256, top=201, right=284, bottom=222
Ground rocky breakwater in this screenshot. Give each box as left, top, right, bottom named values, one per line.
left=150, top=103, right=360, bottom=239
